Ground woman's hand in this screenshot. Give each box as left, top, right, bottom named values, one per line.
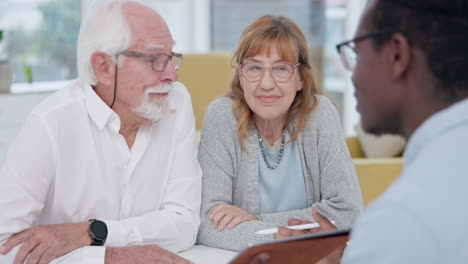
left=209, top=204, right=258, bottom=231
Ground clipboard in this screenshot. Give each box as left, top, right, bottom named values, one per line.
left=229, top=229, right=350, bottom=264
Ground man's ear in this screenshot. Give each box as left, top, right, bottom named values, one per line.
left=90, top=51, right=115, bottom=86
left=386, top=33, right=411, bottom=80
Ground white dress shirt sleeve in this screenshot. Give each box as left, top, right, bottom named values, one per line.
left=103, top=85, right=202, bottom=253
left=0, top=113, right=107, bottom=263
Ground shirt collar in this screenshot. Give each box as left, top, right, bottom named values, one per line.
left=404, top=98, right=468, bottom=165
left=82, top=80, right=120, bottom=133
left=82, top=80, right=180, bottom=133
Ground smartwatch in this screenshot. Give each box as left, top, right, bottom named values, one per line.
left=89, top=219, right=108, bottom=246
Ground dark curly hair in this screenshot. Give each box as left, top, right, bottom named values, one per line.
left=367, top=0, right=468, bottom=102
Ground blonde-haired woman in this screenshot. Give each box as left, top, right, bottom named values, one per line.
left=197, top=15, right=362, bottom=251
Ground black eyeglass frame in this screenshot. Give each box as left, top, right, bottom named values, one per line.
left=108, top=50, right=182, bottom=108
left=119, top=50, right=183, bottom=72
left=335, top=30, right=398, bottom=71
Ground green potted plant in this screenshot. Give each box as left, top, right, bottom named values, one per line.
left=0, top=29, right=12, bottom=93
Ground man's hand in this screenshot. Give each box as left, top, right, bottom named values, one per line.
left=209, top=204, right=257, bottom=231
left=276, top=208, right=336, bottom=239
left=0, top=222, right=91, bottom=264
left=274, top=208, right=342, bottom=264
left=249, top=252, right=270, bottom=264
left=106, top=245, right=193, bottom=264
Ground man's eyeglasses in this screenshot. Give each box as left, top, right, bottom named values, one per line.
left=336, top=31, right=395, bottom=71
left=240, top=62, right=300, bottom=82
left=119, top=50, right=183, bottom=72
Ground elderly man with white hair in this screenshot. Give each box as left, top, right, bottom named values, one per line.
left=0, top=0, right=200, bottom=263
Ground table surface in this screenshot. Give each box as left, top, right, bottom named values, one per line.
left=178, top=245, right=238, bottom=264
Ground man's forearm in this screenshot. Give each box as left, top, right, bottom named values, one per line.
left=105, top=247, right=118, bottom=264
left=104, top=245, right=193, bottom=263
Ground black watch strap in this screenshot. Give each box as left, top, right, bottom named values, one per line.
left=89, top=219, right=108, bottom=246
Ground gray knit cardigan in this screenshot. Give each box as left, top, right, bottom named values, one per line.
left=196, top=95, right=363, bottom=251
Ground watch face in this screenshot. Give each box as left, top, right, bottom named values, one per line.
left=91, top=220, right=108, bottom=240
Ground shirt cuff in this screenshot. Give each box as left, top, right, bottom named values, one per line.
left=81, top=246, right=106, bottom=264
left=104, top=219, right=142, bottom=247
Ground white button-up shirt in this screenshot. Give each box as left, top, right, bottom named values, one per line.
left=0, top=79, right=202, bottom=263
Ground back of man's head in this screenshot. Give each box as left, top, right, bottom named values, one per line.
left=77, top=0, right=156, bottom=85
left=367, top=0, right=468, bottom=102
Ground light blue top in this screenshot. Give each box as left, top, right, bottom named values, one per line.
left=258, top=131, right=307, bottom=214
left=342, top=98, right=468, bottom=264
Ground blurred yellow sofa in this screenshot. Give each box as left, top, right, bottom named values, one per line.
left=178, top=53, right=403, bottom=208
left=346, top=136, right=403, bottom=206
left=178, top=53, right=233, bottom=130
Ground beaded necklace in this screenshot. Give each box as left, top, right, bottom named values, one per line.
left=257, top=129, right=285, bottom=170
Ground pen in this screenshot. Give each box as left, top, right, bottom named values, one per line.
left=254, top=221, right=336, bottom=235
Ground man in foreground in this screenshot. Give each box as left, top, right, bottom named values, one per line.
left=0, top=0, right=201, bottom=263
left=266, top=0, right=468, bottom=263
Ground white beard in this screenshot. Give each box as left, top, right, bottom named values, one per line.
left=131, top=83, right=173, bottom=123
